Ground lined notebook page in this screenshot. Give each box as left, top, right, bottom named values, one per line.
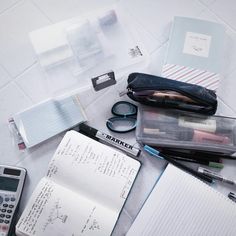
left=127, top=164, right=236, bottom=236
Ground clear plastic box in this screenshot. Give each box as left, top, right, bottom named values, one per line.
left=136, top=105, right=236, bottom=154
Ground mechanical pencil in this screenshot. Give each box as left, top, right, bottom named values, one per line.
left=78, top=123, right=141, bottom=158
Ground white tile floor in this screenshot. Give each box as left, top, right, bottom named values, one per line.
left=0, top=0, right=236, bottom=235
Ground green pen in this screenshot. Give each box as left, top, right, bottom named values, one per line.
left=208, top=162, right=224, bottom=169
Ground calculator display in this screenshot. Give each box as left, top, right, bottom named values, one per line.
left=0, top=176, right=19, bottom=192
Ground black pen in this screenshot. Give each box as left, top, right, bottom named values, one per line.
left=170, top=155, right=224, bottom=169
left=160, top=149, right=222, bottom=162
left=144, top=145, right=213, bottom=183
left=161, top=149, right=236, bottom=160
left=78, top=123, right=141, bottom=157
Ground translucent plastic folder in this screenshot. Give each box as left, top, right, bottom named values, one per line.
left=11, top=95, right=86, bottom=148
left=29, top=5, right=149, bottom=95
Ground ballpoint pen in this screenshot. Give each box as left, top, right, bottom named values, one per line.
left=198, top=167, right=236, bottom=185
left=144, top=145, right=213, bottom=183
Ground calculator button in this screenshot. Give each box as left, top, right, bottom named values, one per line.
left=8, top=205, right=14, bottom=208
left=6, top=210, right=11, bottom=214
left=4, top=198, right=9, bottom=202
left=2, top=204, right=7, bottom=208
left=1, top=210, right=6, bottom=213
left=5, top=215, right=10, bottom=219
left=10, top=198, right=15, bottom=202
left=4, top=220, right=9, bottom=224
left=0, top=214, right=5, bottom=218
left=0, top=197, right=3, bottom=204
left=0, top=219, right=3, bottom=223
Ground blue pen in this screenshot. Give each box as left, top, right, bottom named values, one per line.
left=144, top=145, right=213, bottom=183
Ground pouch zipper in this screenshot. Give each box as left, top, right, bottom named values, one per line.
left=121, top=84, right=211, bottom=106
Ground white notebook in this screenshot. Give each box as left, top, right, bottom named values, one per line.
left=127, top=164, right=236, bottom=236
left=16, top=131, right=140, bottom=236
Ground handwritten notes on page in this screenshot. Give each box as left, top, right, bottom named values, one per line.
left=46, top=131, right=141, bottom=210
left=16, top=178, right=117, bottom=236
left=16, top=131, right=140, bottom=236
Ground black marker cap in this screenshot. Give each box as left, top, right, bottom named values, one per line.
left=78, top=123, right=99, bottom=141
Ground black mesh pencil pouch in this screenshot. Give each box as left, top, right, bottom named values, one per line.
left=121, top=73, right=217, bottom=115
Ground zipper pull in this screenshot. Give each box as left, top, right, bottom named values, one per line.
left=119, top=88, right=132, bottom=97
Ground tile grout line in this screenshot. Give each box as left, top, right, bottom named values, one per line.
left=0, top=64, right=14, bottom=89
left=12, top=80, right=34, bottom=103
left=149, top=40, right=168, bottom=56
left=0, top=64, right=13, bottom=79
left=11, top=62, right=38, bottom=103
left=13, top=61, right=38, bottom=81
left=0, top=62, right=38, bottom=90
left=217, top=97, right=236, bottom=117
left=15, top=152, right=32, bottom=166
left=0, top=0, right=24, bottom=16
left=197, top=0, right=236, bottom=34
left=30, top=0, right=53, bottom=23
left=120, top=4, right=161, bottom=44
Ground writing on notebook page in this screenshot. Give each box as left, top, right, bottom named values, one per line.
left=47, top=135, right=137, bottom=199
left=43, top=199, right=68, bottom=231
left=16, top=131, right=140, bottom=236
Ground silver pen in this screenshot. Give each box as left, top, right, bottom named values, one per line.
left=198, top=167, right=236, bottom=185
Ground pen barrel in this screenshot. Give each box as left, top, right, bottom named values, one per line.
left=79, top=123, right=141, bottom=157
left=223, top=179, right=235, bottom=185
left=97, top=131, right=141, bottom=157
left=161, top=154, right=213, bottom=183
left=198, top=167, right=235, bottom=185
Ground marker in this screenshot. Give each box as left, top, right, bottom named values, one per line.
left=198, top=167, right=236, bottom=185
left=78, top=123, right=141, bottom=157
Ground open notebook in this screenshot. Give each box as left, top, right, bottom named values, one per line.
left=127, top=164, right=236, bottom=236
left=16, top=131, right=140, bottom=236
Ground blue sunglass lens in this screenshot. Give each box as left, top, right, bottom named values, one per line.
left=112, top=101, right=137, bottom=116
left=106, top=117, right=137, bottom=133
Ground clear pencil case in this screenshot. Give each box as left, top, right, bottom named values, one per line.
left=136, top=105, right=236, bottom=154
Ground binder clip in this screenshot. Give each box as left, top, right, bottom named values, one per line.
left=91, top=71, right=116, bottom=91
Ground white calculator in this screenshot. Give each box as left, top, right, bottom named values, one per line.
left=0, top=165, right=26, bottom=236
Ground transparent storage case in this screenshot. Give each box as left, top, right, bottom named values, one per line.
left=136, top=105, right=236, bottom=154
left=29, top=5, right=149, bottom=96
